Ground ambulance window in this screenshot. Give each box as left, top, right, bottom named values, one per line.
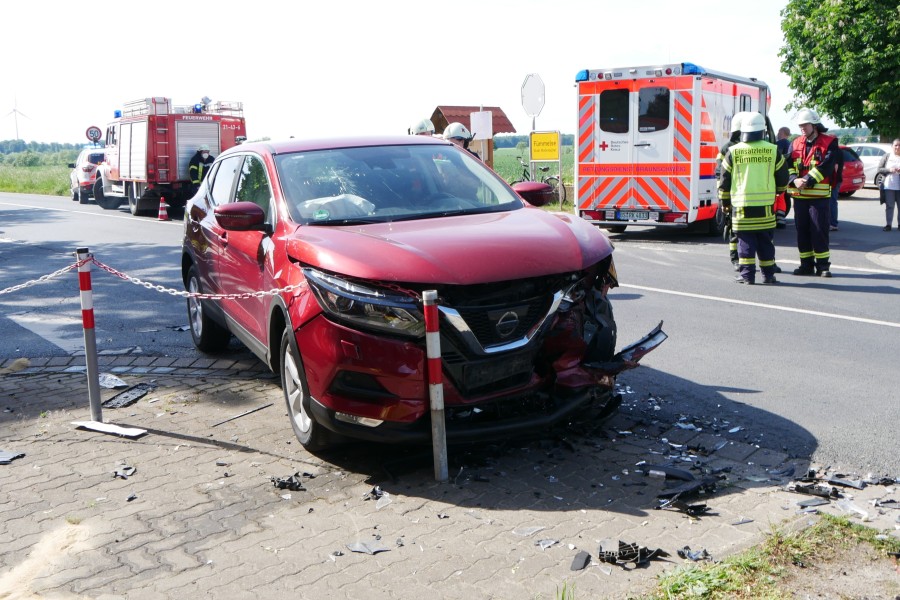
left=638, top=87, right=669, bottom=133
left=599, top=89, right=629, bottom=134
left=739, top=94, right=752, bottom=111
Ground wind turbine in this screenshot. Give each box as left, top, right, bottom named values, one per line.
left=4, top=97, right=30, bottom=140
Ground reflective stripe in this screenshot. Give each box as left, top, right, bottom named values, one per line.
left=578, top=95, right=596, bottom=165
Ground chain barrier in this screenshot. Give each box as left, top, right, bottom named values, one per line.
left=0, top=255, right=303, bottom=300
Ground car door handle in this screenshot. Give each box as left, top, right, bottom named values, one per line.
left=633, top=142, right=652, bottom=147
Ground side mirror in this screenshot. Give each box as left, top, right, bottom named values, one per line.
left=214, top=201, right=267, bottom=231
left=68, top=163, right=76, bottom=169
left=512, top=181, right=556, bottom=207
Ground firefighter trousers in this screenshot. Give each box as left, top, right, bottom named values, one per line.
left=793, top=197, right=830, bottom=271
left=736, top=230, right=776, bottom=282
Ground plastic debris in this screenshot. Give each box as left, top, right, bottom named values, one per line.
left=346, top=541, right=390, bottom=555
left=797, top=497, right=830, bottom=508
left=836, top=499, right=870, bottom=521
left=598, top=539, right=669, bottom=567
left=677, top=546, right=712, bottom=561
left=827, top=476, right=866, bottom=490
left=657, top=476, right=720, bottom=501
left=72, top=421, right=146, bottom=438
left=211, top=403, right=274, bottom=427
left=0, top=450, right=25, bottom=464
left=513, top=526, right=545, bottom=537
left=644, top=464, right=695, bottom=482
left=126, top=493, right=137, bottom=502
left=271, top=472, right=307, bottom=492
left=363, top=485, right=385, bottom=501
left=731, top=517, right=754, bottom=526
left=535, top=539, right=558, bottom=551
left=376, top=493, right=392, bottom=510
left=661, top=500, right=711, bottom=517
left=791, top=483, right=840, bottom=499
left=98, top=373, right=129, bottom=389
left=113, top=465, right=136, bottom=480
left=570, top=550, right=591, bottom=571
left=102, top=383, right=157, bottom=408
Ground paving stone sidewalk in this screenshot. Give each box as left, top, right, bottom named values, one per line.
left=1, top=356, right=897, bottom=599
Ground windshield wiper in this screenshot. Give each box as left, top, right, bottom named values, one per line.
left=306, top=218, right=385, bottom=226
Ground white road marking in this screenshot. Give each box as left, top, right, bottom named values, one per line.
left=6, top=312, right=86, bottom=353
left=621, top=283, right=900, bottom=329
left=0, top=201, right=180, bottom=224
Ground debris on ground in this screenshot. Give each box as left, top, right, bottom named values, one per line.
left=0, top=358, right=30, bottom=376
left=102, top=383, right=157, bottom=408
left=98, top=373, right=129, bottom=389
left=346, top=541, right=390, bottom=555
left=598, top=539, right=670, bottom=567
left=660, top=500, right=713, bottom=517
left=113, top=465, right=136, bottom=479
left=71, top=421, right=147, bottom=438
left=0, top=450, right=25, bottom=464
left=657, top=476, right=721, bottom=503
left=535, top=539, right=558, bottom=550
left=570, top=550, right=592, bottom=571
left=827, top=475, right=866, bottom=490
left=271, top=472, right=309, bottom=492
left=677, top=546, right=712, bottom=561
left=512, top=526, right=546, bottom=537
left=644, top=464, right=695, bottom=481
left=790, top=483, right=841, bottom=499
left=126, top=493, right=137, bottom=502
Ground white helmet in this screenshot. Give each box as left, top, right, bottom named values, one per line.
left=794, top=108, right=821, bottom=126
left=443, top=122, right=472, bottom=141
left=740, top=113, right=766, bottom=142
left=198, top=144, right=210, bottom=152
left=730, top=112, right=749, bottom=134
left=408, top=118, right=435, bottom=136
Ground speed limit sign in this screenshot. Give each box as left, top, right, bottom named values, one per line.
left=85, top=126, right=102, bottom=143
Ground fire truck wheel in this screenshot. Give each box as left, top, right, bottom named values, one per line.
left=127, top=185, right=144, bottom=216
left=94, top=180, right=120, bottom=210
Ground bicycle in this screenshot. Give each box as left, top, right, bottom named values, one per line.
left=512, top=157, right=566, bottom=205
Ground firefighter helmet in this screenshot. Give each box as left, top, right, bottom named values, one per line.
left=198, top=144, right=210, bottom=152
left=443, top=122, right=472, bottom=141
left=730, top=112, right=749, bottom=133
left=794, top=108, right=821, bottom=126
left=408, top=118, right=435, bottom=136
left=740, top=113, right=766, bottom=142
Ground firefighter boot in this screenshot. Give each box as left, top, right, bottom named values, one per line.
left=793, top=260, right=816, bottom=276
left=761, top=266, right=777, bottom=285
left=816, top=261, right=832, bottom=278
left=734, top=266, right=755, bottom=285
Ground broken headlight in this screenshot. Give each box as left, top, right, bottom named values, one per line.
left=303, top=267, right=425, bottom=337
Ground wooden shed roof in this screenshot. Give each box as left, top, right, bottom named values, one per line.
left=430, top=106, right=517, bottom=137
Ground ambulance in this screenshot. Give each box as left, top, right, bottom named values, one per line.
left=575, top=62, right=770, bottom=234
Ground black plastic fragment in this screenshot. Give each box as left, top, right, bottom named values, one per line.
left=793, top=483, right=840, bottom=499
left=598, top=540, right=669, bottom=566
left=271, top=472, right=307, bottom=491
left=798, top=497, right=830, bottom=508
left=645, top=465, right=695, bottom=482
left=363, top=485, right=384, bottom=500
left=657, top=476, right=720, bottom=500
left=102, top=383, right=156, bottom=409
left=677, top=546, right=711, bottom=561
left=570, top=550, right=591, bottom=571
left=827, top=476, right=865, bottom=490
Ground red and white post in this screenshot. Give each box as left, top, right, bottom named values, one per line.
left=75, top=248, right=102, bottom=423
left=423, top=290, right=448, bottom=482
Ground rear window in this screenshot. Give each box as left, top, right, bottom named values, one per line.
left=841, top=148, right=860, bottom=162
left=638, top=87, right=669, bottom=133
left=87, top=153, right=105, bottom=165
left=599, top=89, right=629, bottom=134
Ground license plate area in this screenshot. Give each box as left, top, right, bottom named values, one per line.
left=618, top=210, right=649, bottom=220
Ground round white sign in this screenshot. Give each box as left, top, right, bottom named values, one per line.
left=521, top=74, right=545, bottom=118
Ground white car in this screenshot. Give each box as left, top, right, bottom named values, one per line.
left=68, top=148, right=107, bottom=204
left=849, top=143, right=891, bottom=187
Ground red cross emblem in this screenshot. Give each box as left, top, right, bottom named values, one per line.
left=599, top=141, right=609, bottom=151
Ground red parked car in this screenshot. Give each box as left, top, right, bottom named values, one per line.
left=838, top=145, right=865, bottom=197
left=182, top=136, right=640, bottom=450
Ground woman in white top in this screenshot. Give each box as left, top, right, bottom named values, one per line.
left=877, top=139, right=900, bottom=231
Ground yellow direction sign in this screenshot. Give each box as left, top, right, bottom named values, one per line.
left=530, top=131, right=560, bottom=162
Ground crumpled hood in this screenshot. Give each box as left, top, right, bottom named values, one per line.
left=285, top=208, right=613, bottom=284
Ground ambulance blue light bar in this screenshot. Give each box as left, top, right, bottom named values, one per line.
left=682, top=62, right=704, bottom=75
left=575, top=69, right=590, bottom=82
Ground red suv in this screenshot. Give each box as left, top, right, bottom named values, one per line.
left=182, top=136, right=631, bottom=450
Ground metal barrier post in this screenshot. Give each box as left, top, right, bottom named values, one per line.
left=423, top=290, right=448, bottom=482
left=75, top=248, right=102, bottom=422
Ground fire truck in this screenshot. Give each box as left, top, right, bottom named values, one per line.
left=94, top=97, right=247, bottom=215
left=575, top=62, right=770, bottom=234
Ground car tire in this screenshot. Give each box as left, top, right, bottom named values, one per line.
left=78, top=188, right=89, bottom=204
left=186, top=265, right=231, bottom=353
left=838, top=191, right=854, bottom=198
left=874, top=173, right=884, bottom=188
left=72, top=188, right=78, bottom=202
left=281, top=328, right=333, bottom=451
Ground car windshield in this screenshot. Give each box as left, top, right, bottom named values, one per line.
left=274, top=144, right=523, bottom=224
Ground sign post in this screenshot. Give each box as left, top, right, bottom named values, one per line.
left=521, top=73, right=545, bottom=131
left=529, top=131, right=563, bottom=207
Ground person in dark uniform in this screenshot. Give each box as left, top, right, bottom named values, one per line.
left=188, top=144, right=214, bottom=197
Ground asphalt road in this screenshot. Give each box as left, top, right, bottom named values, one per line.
left=1, top=189, right=898, bottom=477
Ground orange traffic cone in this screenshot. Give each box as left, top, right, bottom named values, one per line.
left=158, top=196, right=170, bottom=221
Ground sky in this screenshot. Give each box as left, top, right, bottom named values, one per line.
left=2, top=0, right=825, bottom=145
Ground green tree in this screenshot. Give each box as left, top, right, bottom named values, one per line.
left=780, top=0, right=900, bottom=140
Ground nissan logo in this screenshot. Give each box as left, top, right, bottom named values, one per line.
left=495, top=311, right=520, bottom=338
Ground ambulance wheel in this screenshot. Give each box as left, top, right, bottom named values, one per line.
left=603, top=225, right=627, bottom=234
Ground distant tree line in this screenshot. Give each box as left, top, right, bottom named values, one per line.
left=0, top=139, right=94, bottom=166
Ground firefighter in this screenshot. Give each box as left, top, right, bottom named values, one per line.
left=786, top=108, right=839, bottom=277
left=408, top=118, right=435, bottom=136
left=718, top=113, right=789, bottom=285
left=188, top=144, right=214, bottom=195
left=443, top=122, right=479, bottom=159
left=717, top=112, right=749, bottom=271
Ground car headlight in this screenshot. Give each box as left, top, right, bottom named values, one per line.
left=303, top=267, right=425, bottom=337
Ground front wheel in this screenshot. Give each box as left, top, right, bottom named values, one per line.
left=281, top=329, right=334, bottom=451
left=94, top=179, right=121, bottom=210
left=186, top=265, right=231, bottom=353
